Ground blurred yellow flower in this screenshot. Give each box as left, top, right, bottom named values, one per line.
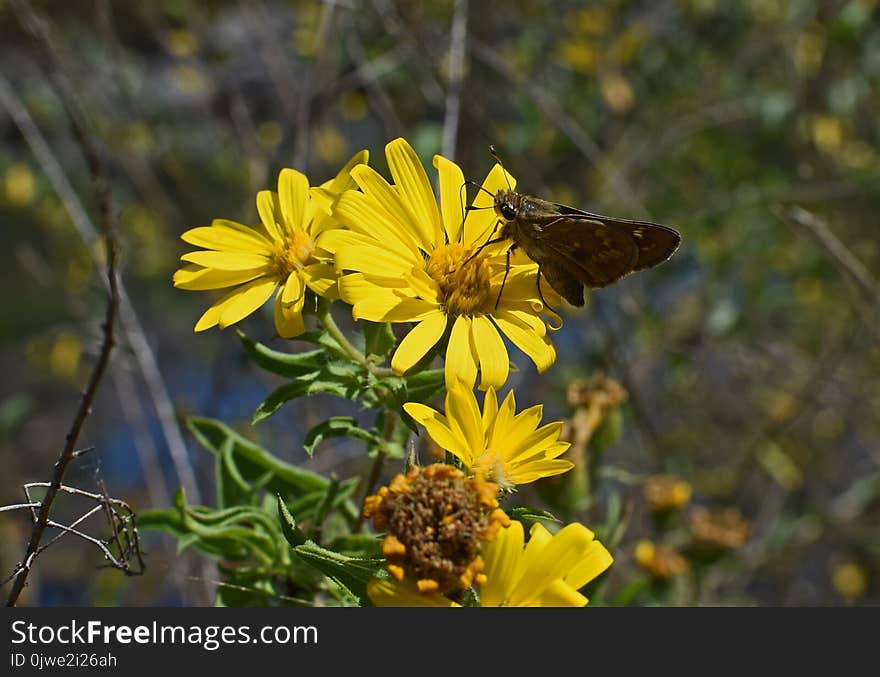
left=5, top=163, right=36, bottom=206
left=634, top=540, right=688, bottom=579
left=324, top=137, right=558, bottom=391
left=404, top=379, right=574, bottom=489
left=174, top=151, right=368, bottom=337
left=369, top=519, right=613, bottom=607
left=644, top=474, right=692, bottom=513
left=689, top=506, right=751, bottom=552
left=831, top=562, right=867, bottom=602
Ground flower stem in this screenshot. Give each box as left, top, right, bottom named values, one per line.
left=317, top=303, right=395, bottom=377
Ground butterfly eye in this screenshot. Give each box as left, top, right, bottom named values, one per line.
left=500, top=202, right=517, bottom=220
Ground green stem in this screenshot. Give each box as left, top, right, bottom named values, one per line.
left=317, top=303, right=395, bottom=377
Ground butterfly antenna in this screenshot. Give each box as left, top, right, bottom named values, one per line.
left=489, top=145, right=513, bottom=191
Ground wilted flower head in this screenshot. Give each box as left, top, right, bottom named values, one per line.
left=363, top=463, right=509, bottom=595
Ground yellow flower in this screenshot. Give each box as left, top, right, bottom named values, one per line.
left=323, top=137, right=558, bottom=391
left=633, top=540, right=688, bottom=580
left=368, top=519, right=613, bottom=607
left=174, top=151, right=367, bottom=337
left=643, top=474, right=692, bottom=513
left=404, top=379, right=574, bottom=489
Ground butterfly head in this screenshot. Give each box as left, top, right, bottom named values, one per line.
left=494, top=190, right=521, bottom=221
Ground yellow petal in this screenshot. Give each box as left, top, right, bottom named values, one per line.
left=444, top=377, right=485, bottom=459
left=180, top=225, right=271, bottom=254
left=445, top=315, right=478, bottom=390
left=350, top=164, right=430, bottom=252
left=256, top=190, right=283, bottom=242
left=273, top=292, right=306, bottom=338
left=509, top=523, right=599, bottom=606
left=217, top=277, right=278, bottom=328
left=494, top=309, right=557, bottom=372
left=464, top=163, right=516, bottom=246
left=321, top=149, right=370, bottom=198
left=402, top=403, right=469, bottom=464
left=180, top=250, right=270, bottom=271
left=367, top=579, right=459, bottom=607
left=334, top=241, right=414, bottom=278
left=173, top=264, right=263, bottom=290
left=353, top=294, right=438, bottom=323
left=281, top=270, right=304, bottom=304
left=334, top=190, right=421, bottom=261
left=531, top=579, right=589, bottom=607
left=564, top=540, right=614, bottom=591
left=481, top=386, right=499, bottom=430
left=506, top=422, right=565, bottom=464
left=433, top=154, right=466, bottom=244
left=390, top=311, right=447, bottom=374
left=507, top=459, right=575, bottom=485
left=471, top=315, right=510, bottom=390
left=385, top=138, right=442, bottom=249
left=404, top=267, right=441, bottom=304
left=302, top=262, right=339, bottom=299
left=480, top=521, right=524, bottom=607
left=338, top=272, right=407, bottom=303
left=278, top=168, right=309, bottom=233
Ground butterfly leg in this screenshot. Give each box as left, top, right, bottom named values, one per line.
left=464, top=219, right=506, bottom=264
left=535, top=265, right=559, bottom=316
left=494, top=248, right=512, bottom=309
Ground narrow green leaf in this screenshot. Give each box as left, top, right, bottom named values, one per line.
left=187, top=416, right=330, bottom=496
left=277, top=494, right=307, bottom=547
left=238, top=331, right=327, bottom=378
left=508, top=506, right=560, bottom=525
left=303, top=417, right=380, bottom=456
left=292, top=541, right=384, bottom=604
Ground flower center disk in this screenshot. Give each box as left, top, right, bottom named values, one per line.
left=270, top=230, right=314, bottom=279
left=425, top=243, right=491, bottom=317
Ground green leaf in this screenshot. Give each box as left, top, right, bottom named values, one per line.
left=402, top=368, right=446, bottom=402
left=215, top=436, right=257, bottom=509
left=508, top=506, right=561, bottom=525
left=285, top=478, right=359, bottom=522
left=303, top=417, right=382, bottom=456
left=277, top=494, right=307, bottom=547
left=252, top=376, right=357, bottom=424
left=292, top=541, right=384, bottom=604
left=328, top=534, right=383, bottom=558
left=238, top=331, right=327, bottom=379
left=187, top=416, right=330, bottom=497
left=363, top=321, right=396, bottom=360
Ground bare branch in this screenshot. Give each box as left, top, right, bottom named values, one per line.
left=441, top=0, right=469, bottom=161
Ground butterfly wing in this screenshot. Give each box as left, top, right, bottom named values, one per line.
left=539, top=257, right=587, bottom=306
left=528, top=202, right=680, bottom=289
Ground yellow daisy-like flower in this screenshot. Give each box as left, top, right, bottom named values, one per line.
left=322, top=137, right=559, bottom=390
left=368, top=519, right=613, bottom=607
left=173, top=150, right=368, bottom=337
left=403, top=379, right=574, bottom=489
